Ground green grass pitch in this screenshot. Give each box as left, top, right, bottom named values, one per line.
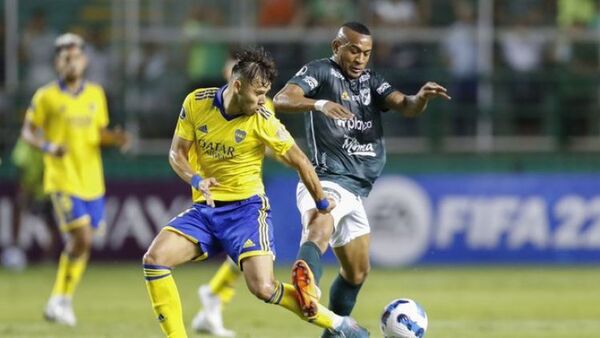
left=1, top=263, right=600, bottom=337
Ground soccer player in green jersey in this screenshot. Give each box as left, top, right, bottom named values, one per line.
left=274, top=22, right=450, bottom=338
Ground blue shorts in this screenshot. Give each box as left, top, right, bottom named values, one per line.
left=50, top=192, right=106, bottom=232
left=165, top=195, right=275, bottom=267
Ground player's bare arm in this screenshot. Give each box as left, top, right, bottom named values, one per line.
left=100, top=126, right=131, bottom=152
left=277, top=144, right=336, bottom=213
left=168, top=135, right=219, bottom=207
left=384, top=82, right=451, bottom=118
left=20, top=120, right=66, bottom=157
left=274, top=83, right=353, bottom=120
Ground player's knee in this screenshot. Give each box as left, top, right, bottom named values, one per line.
left=248, top=280, right=277, bottom=301
left=142, top=250, right=162, bottom=266
left=69, top=230, right=93, bottom=257
left=345, top=265, right=370, bottom=285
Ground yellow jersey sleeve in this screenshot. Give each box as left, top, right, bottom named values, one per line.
left=25, top=89, right=48, bottom=128
left=256, top=107, right=295, bottom=156
left=174, top=93, right=196, bottom=141
left=95, top=86, right=109, bottom=128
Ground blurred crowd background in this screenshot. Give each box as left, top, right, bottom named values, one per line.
left=1, top=0, right=599, bottom=161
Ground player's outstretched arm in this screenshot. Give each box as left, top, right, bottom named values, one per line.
left=274, top=84, right=353, bottom=120
left=385, top=82, right=451, bottom=118
left=168, top=135, right=219, bottom=207
left=20, top=120, right=66, bottom=157
left=277, top=144, right=336, bottom=213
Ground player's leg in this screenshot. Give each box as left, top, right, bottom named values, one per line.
left=296, top=210, right=333, bottom=284
left=330, top=234, right=370, bottom=315
left=144, top=204, right=215, bottom=338
left=191, top=257, right=238, bottom=336
left=321, top=195, right=371, bottom=338
left=143, top=228, right=202, bottom=338
left=45, top=194, right=94, bottom=326
left=293, top=182, right=350, bottom=318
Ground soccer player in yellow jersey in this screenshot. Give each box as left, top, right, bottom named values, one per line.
left=190, top=54, right=279, bottom=338
left=142, top=47, right=369, bottom=338
left=20, top=33, right=129, bottom=326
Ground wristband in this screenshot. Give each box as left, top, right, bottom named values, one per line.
left=41, top=142, right=55, bottom=153
left=314, top=100, right=329, bottom=112
left=315, top=198, right=329, bottom=211
left=191, top=174, right=203, bottom=190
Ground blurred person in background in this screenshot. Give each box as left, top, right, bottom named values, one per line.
left=441, top=0, right=478, bottom=135
left=6, top=137, right=58, bottom=270
left=183, top=3, right=229, bottom=91
left=554, top=0, right=600, bottom=140
left=20, top=33, right=129, bottom=327
left=274, top=22, right=450, bottom=338
left=142, top=47, right=369, bottom=338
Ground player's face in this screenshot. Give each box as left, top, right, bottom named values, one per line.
left=333, top=33, right=372, bottom=79
left=237, top=79, right=271, bottom=115
left=55, top=46, right=87, bottom=81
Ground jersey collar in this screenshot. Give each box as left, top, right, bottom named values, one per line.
left=58, top=79, right=86, bottom=96
left=213, top=84, right=243, bottom=121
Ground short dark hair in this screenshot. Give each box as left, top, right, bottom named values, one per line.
left=341, top=21, right=371, bottom=36
left=232, top=47, right=277, bottom=86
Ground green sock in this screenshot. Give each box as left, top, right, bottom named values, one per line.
left=297, top=241, right=323, bottom=285
left=328, top=274, right=363, bottom=316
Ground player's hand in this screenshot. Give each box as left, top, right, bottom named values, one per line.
left=417, top=82, right=451, bottom=101
left=321, top=101, right=354, bottom=120
left=199, top=177, right=220, bottom=207
left=317, top=195, right=337, bottom=214
left=43, top=142, right=67, bottom=157
left=112, top=126, right=131, bottom=153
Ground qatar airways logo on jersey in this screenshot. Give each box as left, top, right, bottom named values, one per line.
left=342, top=135, right=376, bottom=157
left=198, top=139, right=235, bottom=159
left=336, top=116, right=373, bottom=132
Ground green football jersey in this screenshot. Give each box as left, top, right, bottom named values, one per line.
left=287, top=58, right=395, bottom=197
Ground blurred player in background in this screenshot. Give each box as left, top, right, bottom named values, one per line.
left=20, top=33, right=129, bottom=326
left=142, top=47, right=369, bottom=338
left=274, top=22, right=450, bottom=337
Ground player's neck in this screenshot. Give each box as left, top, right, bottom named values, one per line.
left=61, top=77, right=84, bottom=94
left=222, top=86, right=243, bottom=117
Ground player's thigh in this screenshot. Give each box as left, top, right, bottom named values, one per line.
left=144, top=229, right=202, bottom=267
left=49, top=192, right=91, bottom=232
left=85, top=196, right=106, bottom=231
left=333, top=234, right=371, bottom=284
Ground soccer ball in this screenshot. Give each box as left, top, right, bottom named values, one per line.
left=380, top=298, right=428, bottom=338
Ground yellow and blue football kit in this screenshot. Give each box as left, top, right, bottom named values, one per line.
left=165, top=85, right=295, bottom=266
left=26, top=80, right=108, bottom=231
left=145, top=86, right=345, bottom=337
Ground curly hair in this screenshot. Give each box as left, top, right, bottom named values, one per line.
left=231, top=47, right=277, bottom=86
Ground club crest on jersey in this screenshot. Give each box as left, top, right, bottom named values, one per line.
left=330, top=69, right=344, bottom=79
left=360, top=88, right=371, bottom=105
left=341, top=91, right=351, bottom=101
left=234, top=129, right=247, bottom=143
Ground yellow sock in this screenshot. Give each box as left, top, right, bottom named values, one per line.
left=144, top=264, right=187, bottom=338
left=208, top=260, right=240, bottom=305
left=267, top=281, right=341, bottom=330
left=51, top=252, right=88, bottom=297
